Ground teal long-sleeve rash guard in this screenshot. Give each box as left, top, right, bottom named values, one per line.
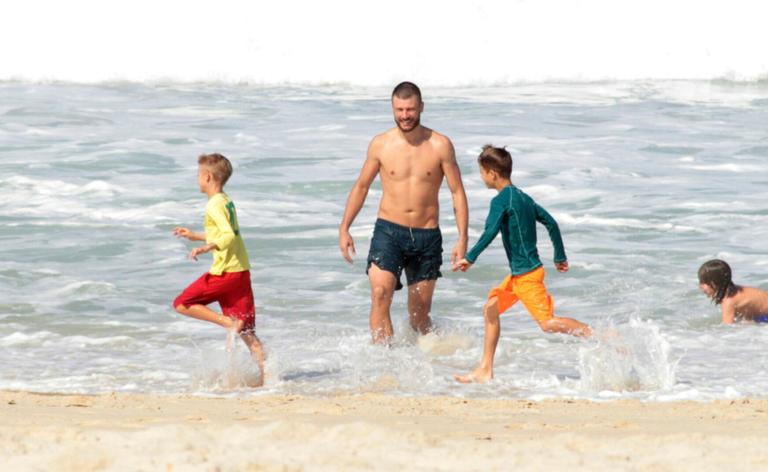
left=464, top=185, right=566, bottom=276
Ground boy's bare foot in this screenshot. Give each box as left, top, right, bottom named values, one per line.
left=253, top=374, right=265, bottom=388
left=453, top=368, right=493, bottom=384
left=239, top=331, right=265, bottom=387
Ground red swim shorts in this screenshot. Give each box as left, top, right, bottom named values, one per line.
left=173, top=270, right=255, bottom=331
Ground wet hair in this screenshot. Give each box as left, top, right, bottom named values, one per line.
left=198, top=153, right=233, bottom=186
left=391, top=81, right=422, bottom=103
left=477, top=145, right=512, bottom=179
left=698, top=259, right=740, bottom=305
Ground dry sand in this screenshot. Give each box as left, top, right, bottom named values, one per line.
left=2, top=390, right=767, bottom=471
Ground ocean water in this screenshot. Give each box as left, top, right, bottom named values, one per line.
left=2, top=80, right=768, bottom=400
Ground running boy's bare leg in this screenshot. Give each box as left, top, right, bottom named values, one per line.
left=454, top=297, right=500, bottom=383
left=175, top=304, right=238, bottom=330
left=239, top=331, right=265, bottom=385
left=538, top=317, right=592, bottom=337
left=368, top=264, right=397, bottom=344
left=407, top=279, right=436, bottom=335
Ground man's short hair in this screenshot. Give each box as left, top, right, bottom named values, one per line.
left=391, top=81, right=422, bottom=103
left=198, top=153, right=233, bottom=186
left=477, top=145, right=512, bottom=179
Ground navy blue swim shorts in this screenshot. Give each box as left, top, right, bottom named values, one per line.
left=366, top=218, right=443, bottom=291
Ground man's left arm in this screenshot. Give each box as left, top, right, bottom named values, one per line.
left=440, top=139, right=469, bottom=265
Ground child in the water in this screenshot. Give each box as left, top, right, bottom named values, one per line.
left=698, top=259, right=768, bottom=324
left=453, top=145, right=591, bottom=384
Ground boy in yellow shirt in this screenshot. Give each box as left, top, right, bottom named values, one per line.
left=172, top=153, right=264, bottom=384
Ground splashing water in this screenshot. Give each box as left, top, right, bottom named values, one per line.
left=578, top=317, right=678, bottom=393
left=3, top=81, right=768, bottom=400
left=191, top=338, right=263, bottom=392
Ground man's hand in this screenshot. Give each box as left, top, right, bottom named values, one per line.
left=555, top=261, right=569, bottom=273
left=451, top=240, right=467, bottom=267
left=188, top=244, right=215, bottom=261
left=173, top=227, right=194, bottom=240
left=339, top=230, right=356, bottom=264
left=453, top=258, right=473, bottom=272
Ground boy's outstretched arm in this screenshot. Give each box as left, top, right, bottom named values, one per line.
left=174, top=227, right=214, bottom=260
left=188, top=243, right=217, bottom=261
left=534, top=203, right=567, bottom=264
left=463, top=197, right=505, bottom=266
left=173, top=227, right=206, bottom=242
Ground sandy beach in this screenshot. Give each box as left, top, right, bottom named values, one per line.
left=2, top=391, right=767, bottom=471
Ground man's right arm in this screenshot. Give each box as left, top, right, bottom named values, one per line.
left=338, top=138, right=381, bottom=263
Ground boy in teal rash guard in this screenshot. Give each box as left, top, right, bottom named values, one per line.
left=454, top=145, right=591, bottom=383
left=463, top=172, right=566, bottom=275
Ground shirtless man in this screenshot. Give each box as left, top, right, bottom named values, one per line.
left=339, top=82, right=469, bottom=343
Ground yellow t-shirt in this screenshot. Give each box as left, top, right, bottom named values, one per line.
left=204, top=192, right=250, bottom=275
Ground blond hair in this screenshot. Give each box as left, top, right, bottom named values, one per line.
left=198, top=153, right=233, bottom=186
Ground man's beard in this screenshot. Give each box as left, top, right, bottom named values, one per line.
left=396, top=115, right=420, bottom=133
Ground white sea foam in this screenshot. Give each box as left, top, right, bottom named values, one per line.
left=682, top=163, right=768, bottom=173
left=0, top=176, right=124, bottom=197
left=59, top=335, right=134, bottom=347
left=53, top=281, right=116, bottom=298
left=249, top=228, right=339, bottom=240
left=555, top=213, right=699, bottom=233
left=524, top=184, right=603, bottom=204
left=578, top=318, right=677, bottom=393
left=673, top=201, right=748, bottom=210
left=0, top=331, right=54, bottom=347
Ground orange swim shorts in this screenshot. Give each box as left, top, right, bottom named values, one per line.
left=488, top=266, right=554, bottom=322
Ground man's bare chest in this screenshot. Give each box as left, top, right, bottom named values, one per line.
left=379, top=152, right=443, bottom=183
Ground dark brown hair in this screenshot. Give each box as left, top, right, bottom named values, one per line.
left=477, top=145, right=512, bottom=179
left=198, top=153, right=233, bottom=186
left=391, top=81, right=422, bottom=103
left=698, top=259, right=740, bottom=304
